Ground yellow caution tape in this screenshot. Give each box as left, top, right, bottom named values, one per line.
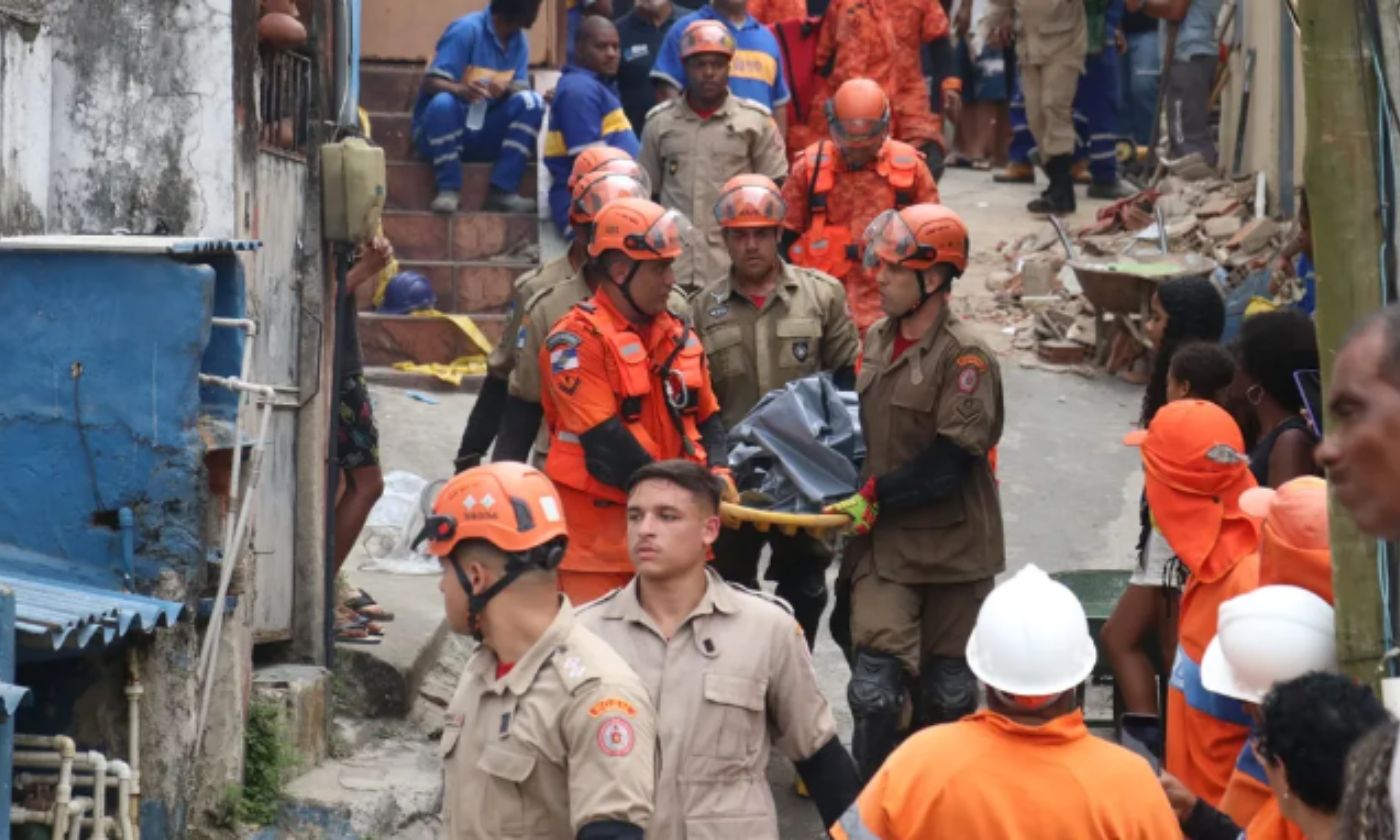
left=413, top=308, right=496, bottom=356
left=718, top=502, right=849, bottom=539
left=391, top=356, right=489, bottom=387
left=1243, top=296, right=1279, bottom=319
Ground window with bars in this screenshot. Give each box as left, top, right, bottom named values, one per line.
left=259, top=48, right=312, bottom=158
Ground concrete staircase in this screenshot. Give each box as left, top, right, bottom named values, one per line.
left=359, top=60, right=544, bottom=388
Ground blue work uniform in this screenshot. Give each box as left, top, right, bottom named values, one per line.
left=544, top=65, right=641, bottom=235
left=412, top=11, right=545, bottom=194
left=1007, top=0, right=1124, bottom=185
left=649, top=5, right=790, bottom=114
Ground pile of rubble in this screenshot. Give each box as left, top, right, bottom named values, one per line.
left=986, top=154, right=1306, bottom=374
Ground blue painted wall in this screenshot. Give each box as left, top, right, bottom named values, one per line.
left=0, top=252, right=215, bottom=589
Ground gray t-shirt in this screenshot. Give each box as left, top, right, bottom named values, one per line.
left=1172, top=0, right=1222, bottom=60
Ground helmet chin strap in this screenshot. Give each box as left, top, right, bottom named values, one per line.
left=616, top=260, right=650, bottom=319
left=895, top=269, right=946, bottom=321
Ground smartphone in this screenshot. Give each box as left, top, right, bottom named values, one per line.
left=1295, top=369, right=1323, bottom=437
left=1119, top=712, right=1163, bottom=773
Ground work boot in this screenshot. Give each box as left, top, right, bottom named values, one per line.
left=485, top=187, right=538, bottom=214
left=993, top=162, right=1035, bottom=184
left=429, top=190, right=460, bottom=214
left=1071, top=160, right=1091, bottom=184
left=1027, top=154, right=1076, bottom=216
left=1088, top=179, right=1136, bottom=200
left=921, top=141, right=947, bottom=180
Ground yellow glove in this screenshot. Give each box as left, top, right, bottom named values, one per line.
left=823, top=478, right=879, bottom=536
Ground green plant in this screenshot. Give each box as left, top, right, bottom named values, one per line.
left=240, top=699, right=298, bottom=825
left=211, top=784, right=242, bottom=830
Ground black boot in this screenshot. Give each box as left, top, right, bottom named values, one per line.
left=848, top=650, right=905, bottom=780
left=1027, top=154, right=1076, bottom=216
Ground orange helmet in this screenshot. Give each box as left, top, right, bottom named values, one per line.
left=416, top=462, right=568, bottom=558
left=679, top=19, right=736, bottom=61
left=713, top=174, right=787, bottom=228
left=863, top=204, right=969, bottom=274
left=571, top=171, right=649, bottom=227
left=587, top=197, right=692, bottom=261
left=827, top=78, right=891, bottom=150
left=567, top=146, right=636, bottom=192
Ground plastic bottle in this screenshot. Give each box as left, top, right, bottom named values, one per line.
left=467, top=98, right=487, bottom=131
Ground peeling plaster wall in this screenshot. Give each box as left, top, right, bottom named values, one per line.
left=43, top=0, right=236, bottom=236
left=0, top=17, right=52, bottom=235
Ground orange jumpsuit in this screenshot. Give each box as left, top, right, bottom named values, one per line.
left=1244, top=798, right=1308, bottom=840
left=748, top=0, right=806, bottom=24
left=782, top=139, right=939, bottom=335
left=885, top=0, right=949, bottom=146
left=539, top=290, right=721, bottom=603
left=830, top=709, right=1181, bottom=839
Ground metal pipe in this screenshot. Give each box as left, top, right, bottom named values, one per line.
left=194, top=395, right=276, bottom=754
left=125, top=650, right=141, bottom=828
left=117, top=507, right=135, bottom=581
left=210, top=317, right=258, bottom=336
left=15, top=735, right=77, bottom=840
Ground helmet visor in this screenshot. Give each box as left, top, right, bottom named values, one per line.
left=713, top=184, right=787, bottom=227
left=625, top=208, right=693, bottom=259
left=571, top=174, right=649, bottom=225
left=862, top=209, right=925, bottom=271
left=831, top=113, right=889, bottom=149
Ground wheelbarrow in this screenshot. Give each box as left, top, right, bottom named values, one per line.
left=719, top=502, right=849, bottom=539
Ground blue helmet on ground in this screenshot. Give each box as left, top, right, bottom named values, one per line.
left=378, top=271, right=436, bottom=314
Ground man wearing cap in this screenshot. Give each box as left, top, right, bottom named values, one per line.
left=640, top=19, right=788, bottom=293
left=454, top=153, right=652, bottom=472
left=1162, top=477, right=1335, bottom=838
left=690, top=174, right=860, bottom=648
left=830, top=565, right=1181, bottom=839
left=580, top=459, right=861, bottom=839
left=1125, top=398, right=1261, bottom=806
left=539, top=198, right=733, bottom=606
left=1317, top=302, right=1400, bottom=541
left=782, top=78, right=940, bottom=336
left=1160, top=584, right=1337, bottom=840
left=823, top=204, right=1004, bottom=780
left=419, top=462, right=657, bottom=839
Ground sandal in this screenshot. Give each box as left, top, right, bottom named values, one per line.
left=335, top=621, right=382, bottom=645
left=344, top=588, right=396, bottom=621
left=336, top=607, right=386, bottom=639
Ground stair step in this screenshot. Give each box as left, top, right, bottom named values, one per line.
left=359, top=311, right=508, bottom=367
left=277, top=736, right=442, bottom=839
left=367, top=111, right=415, bottom=162
left=360, top=61, right=424, bottom=117
left=388, top=160, right=538, bottom=213
left=382, top=210, right=537, bottom=263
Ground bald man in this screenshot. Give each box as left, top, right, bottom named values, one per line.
left=546, top=17, right=642, bottom=235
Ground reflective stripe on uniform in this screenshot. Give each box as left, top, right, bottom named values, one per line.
left=558, top=430, right=582, bottom=443
left=1170, top=645, right=1252, bottom=727
left=837, top=806, right=882, bottom=840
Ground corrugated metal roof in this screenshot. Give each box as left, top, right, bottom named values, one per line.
left=0, top=236, right=261, bottom=254
left=1, top=683, right=29, bottom=718
left=0, top=572, right=185, bottom=651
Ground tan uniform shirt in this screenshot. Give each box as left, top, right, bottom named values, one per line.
left=639, top=94, right=789, bottom=293
left=577, top=568, right=838, bottom=840
left=489, top=253, right=580, bottom=380
left=850, top=308, right=1006, bottom=584
left=441, top=600, right=658, bottom=839
left=510, top=274, right=691, bottom=458
left=690, top=263, right=860, bottom=429
left=986, top=0, right=1088, bottom=67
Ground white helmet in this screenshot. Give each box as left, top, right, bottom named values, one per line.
left=966, top=564, right=1097, bottom=697
left=1200, top=585, right=1336, bottom=704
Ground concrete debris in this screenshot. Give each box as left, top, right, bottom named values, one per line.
left=1203, top=215, right=1243, bottom=239
left=1164, top=152, right=1217, bottom=182
left=1227, top=217, right=1277, bottom=254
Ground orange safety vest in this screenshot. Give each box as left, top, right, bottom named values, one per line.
left=788, top=139, right=922, bottom=279
left=542, top=300, right=710, bottom=505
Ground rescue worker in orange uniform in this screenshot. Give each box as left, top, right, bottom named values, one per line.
left=691, top=174, right=860, bottom=648
left=539, top=197, right=731, bottom=605
left=456, top=148, right=650, bottom=470
left=824, top=204, right=1004, bottom=780
left=1160, top=476, right=1335, bottom=840
left=415, top=463, right=657, bottom=840
left=830, top=565, right=1182, bottom=840
left=1124, top=399, right=1261, bottom=807
left=747, top=0, right=805, bottom=24
left=781, top=79, right=940, bottom=336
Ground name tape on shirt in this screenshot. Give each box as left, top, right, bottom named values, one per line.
left=589, top=697, right=639, bottom=718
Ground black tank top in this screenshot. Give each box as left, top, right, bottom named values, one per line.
left=1249, top=416, right=1316, bottom=487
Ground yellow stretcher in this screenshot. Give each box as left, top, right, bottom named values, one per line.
left=719, top=502, right=850, bottom=539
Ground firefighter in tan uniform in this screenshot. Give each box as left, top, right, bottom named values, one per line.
left=690, top=174, right=860, bottom=648
left=639, top=19, right=788, bottom=293
left=507, top=175, right=689, bottom=466
left=824, top=204, right=1005, bottom=780
left=578, top=460, right=861, bottom=840
left=415, top=462, right=658, bottom=840
left=455, top=148, right=651, bottom=470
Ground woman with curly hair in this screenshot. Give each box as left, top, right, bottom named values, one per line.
left=1235, top=309, right=1322, bottom=488
left=1102, top=276, right=1227, bottom=716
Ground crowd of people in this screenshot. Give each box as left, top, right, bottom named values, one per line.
left=318, top=0, right=1400, bottom=837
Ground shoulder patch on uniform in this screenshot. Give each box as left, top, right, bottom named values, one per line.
left=645, top=99, right=678, bottom=119
left=955, top=352, right=989, bottom=373
left=588, top=697, right=639, bottom=718
left=723, top=581, right=795, bottom=616
left=596, top=716, right=636, bottom=757
left=956, top=365, right=981, bottom=394
left=523, top=283, right=556, bottom=313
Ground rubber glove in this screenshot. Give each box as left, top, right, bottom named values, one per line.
left=824, top=478, right=879, bottom=535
